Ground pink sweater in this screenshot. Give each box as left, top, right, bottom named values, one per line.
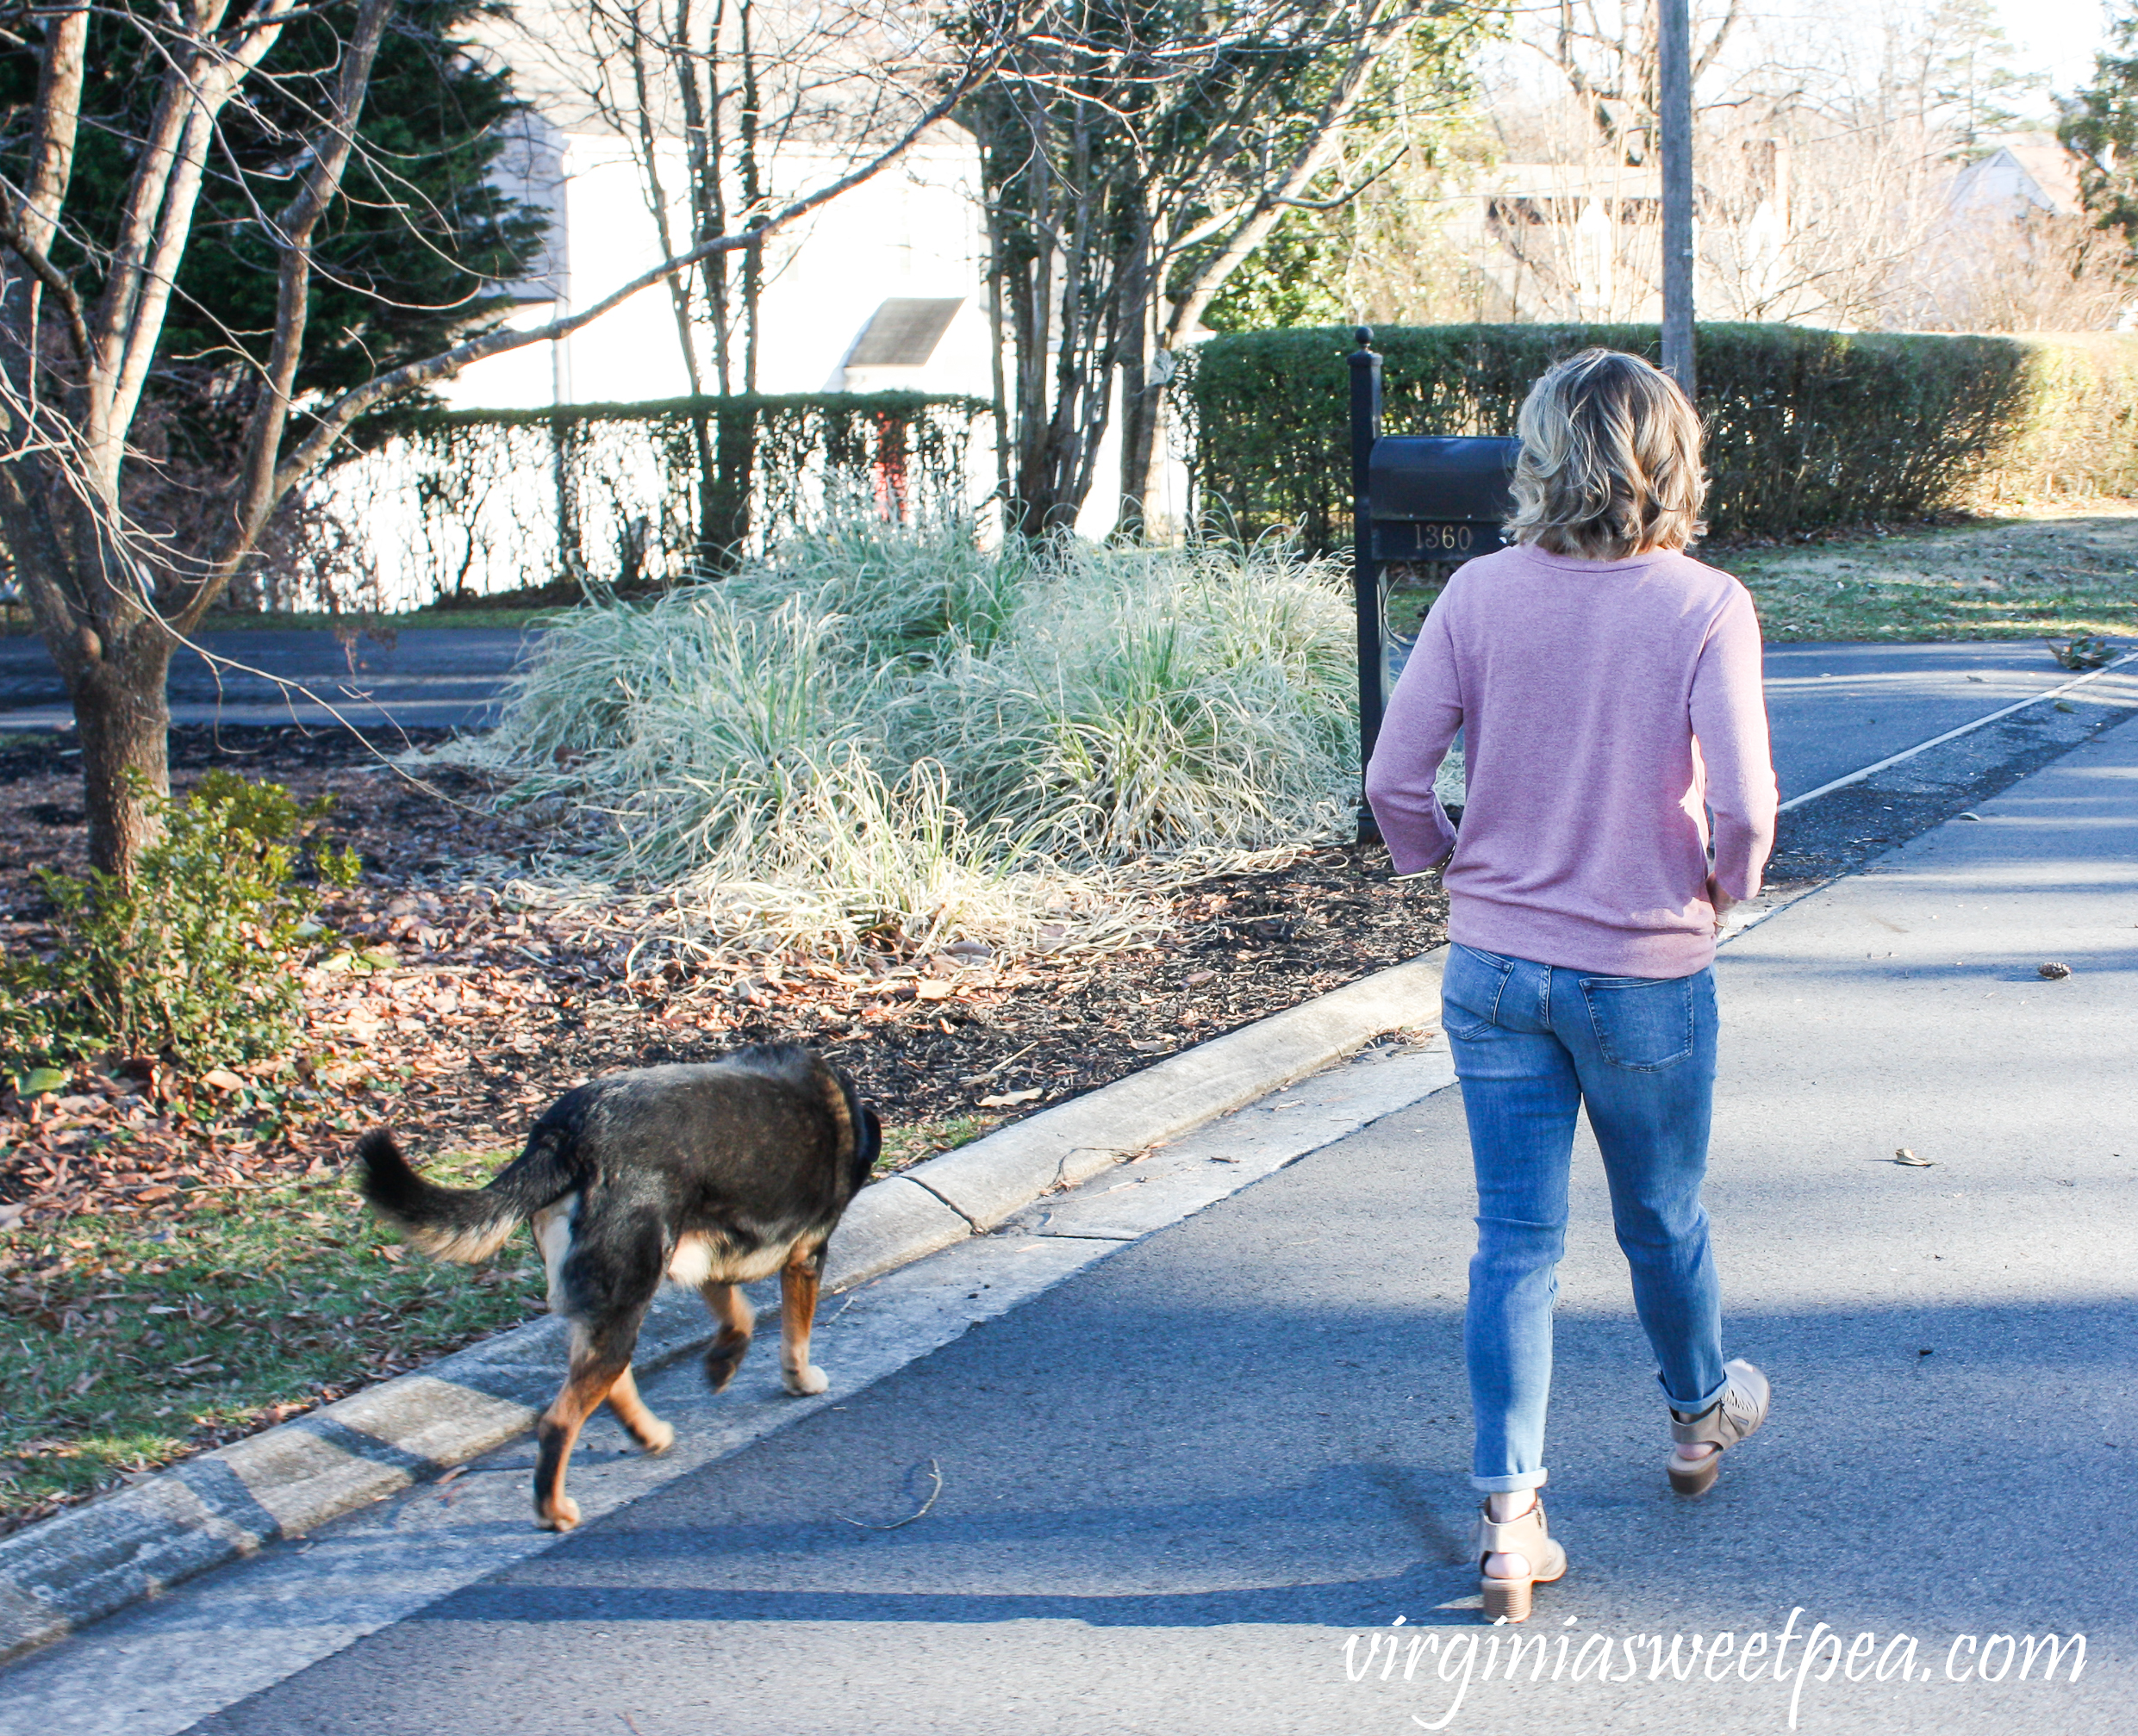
left=1363, top=542, right=1777, bottom=978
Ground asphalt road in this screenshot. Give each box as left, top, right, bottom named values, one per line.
left=0, top=627, right=535, bottom=729
left=1757, top=641, right=2104, bottom=803
left=6, top=695, right=2125, bottom=1733
left=0, top=630, right=2114, bottom=806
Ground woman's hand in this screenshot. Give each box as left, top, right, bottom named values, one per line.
left=1707, top=875, right=1739, bottom=930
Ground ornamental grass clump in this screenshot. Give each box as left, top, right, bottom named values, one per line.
left=899, top=538, right=1357, bottom=858
left=0, top=771, right=358, bottom=1076
left=479, top=516, right=1357, bottom=957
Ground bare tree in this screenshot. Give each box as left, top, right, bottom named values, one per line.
left=967, top=0, right=1490, bottom=538
left=1526, top=0, right=1742, bottom=163
left=0, top=0, right=1027, bottom=876
left=1474, top=0, right=2071, bottom=332
left=500, top=0, right=950, bottom=559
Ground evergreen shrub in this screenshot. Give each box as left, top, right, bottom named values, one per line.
left=1183, top=323, right=2138, bottom=550
left=0, top=773, right=358, bottom=1076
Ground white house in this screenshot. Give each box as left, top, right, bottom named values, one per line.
left=449, top=115, right=998, bottom=411
left=435, top=82, right=1157, bottom=537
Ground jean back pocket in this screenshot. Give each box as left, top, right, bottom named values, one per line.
left=1579, top=973, right=1695, bottom=1070
left=1443, top=943, right=1515, bottom=1039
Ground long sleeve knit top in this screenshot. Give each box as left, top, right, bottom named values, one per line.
left=1362, top=542, right=1779, bottom=979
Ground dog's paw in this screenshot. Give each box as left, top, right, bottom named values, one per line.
left=702, top=1344, right=748, bottom=1393
left=536, top=1495, right=581, bottom=1532
left=638, top=1419, right=676, bottom=1455
left=783, top=1365, right=829, bottom=1397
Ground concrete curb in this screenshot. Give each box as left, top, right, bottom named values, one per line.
left=0, top=948, right=1446, bottom=1665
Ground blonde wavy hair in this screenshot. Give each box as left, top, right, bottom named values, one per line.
left=1505, top=348, right=1706, bottom=558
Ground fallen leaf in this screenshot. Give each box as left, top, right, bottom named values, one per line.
left=16, top=1067, right=68, bottom=1098
left=201, top=1069, right=246, bottom=1093
left=913, top=980, right=957, bottom=1001
left=1184, top=970, right=1217, bottom=987
left=2037, top=961, right=2072, bottom=980
left=1892, top=1148, right=1934, bottom=1167
left=977, top=1087, right=1044, bottom=1108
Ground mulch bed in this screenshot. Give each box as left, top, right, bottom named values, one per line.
left=0, top=726, right=1451, bottom=1228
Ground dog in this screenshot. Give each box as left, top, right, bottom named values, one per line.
left=352, top=1044, right=881, bottom=1531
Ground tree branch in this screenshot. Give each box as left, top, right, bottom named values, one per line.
left=0, top=204, right=90, bottom=359
left=1162, top=0, right=1420, bottom=345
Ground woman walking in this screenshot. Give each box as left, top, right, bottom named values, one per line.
left=1364, top=349, right=1780, bottom=1624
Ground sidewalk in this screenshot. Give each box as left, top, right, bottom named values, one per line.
left=11, top=717, right=2136, bottom=1735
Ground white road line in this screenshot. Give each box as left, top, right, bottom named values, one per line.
left=1776, top=651, right=2137, bottom=813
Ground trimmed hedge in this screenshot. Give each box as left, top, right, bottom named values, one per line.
left=1183, top=323, right=2138, bottom=549
left=302, top=391, right=990, bottom=612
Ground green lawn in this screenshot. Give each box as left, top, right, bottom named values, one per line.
left=0, top=1148, right=543, bottom=1530
left=1386, top=503, right=2138, bottom=644
left=0, top=1109, right=995, bottom=1533
left=1730, top=506, right=2138, bottom=642
left=877, top=1111, right=999, bottom=1174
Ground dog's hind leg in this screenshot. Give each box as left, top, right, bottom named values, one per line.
left=698, top=1282, right=754, bottom=1392
left=603, top=1365, right=674, bottom=1455
left=533, top=1293, right=653, bottom=1531
left=533, top=1331, right=627, bottom=1532
left=778, top=1243, right=829, bottom=1397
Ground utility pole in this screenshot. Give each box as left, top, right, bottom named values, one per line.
left=1658, top=0, right=1695, bottom=397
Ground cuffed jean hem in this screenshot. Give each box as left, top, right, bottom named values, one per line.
left=1470, top=1469, right=1549, bottom=1495
left=1661, top=1370, right=1730, bottom=1416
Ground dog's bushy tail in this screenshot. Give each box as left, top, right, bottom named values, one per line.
left=353, top=1126, right=574, bottom=1264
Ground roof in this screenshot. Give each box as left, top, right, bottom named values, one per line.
left=846, top=298, right=963, bottom=367
left=1954, top=134, right=2084, bottom=218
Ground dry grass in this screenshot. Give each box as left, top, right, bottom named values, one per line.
left=1727, top=501, right=2138, bottom=642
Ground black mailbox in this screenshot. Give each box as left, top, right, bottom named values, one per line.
left=1367, top=437, right=1519, bottom=563
left=1348, top=327, right=1519, bottom=841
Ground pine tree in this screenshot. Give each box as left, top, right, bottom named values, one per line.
left=2061, top=4, right=2138, bottom=246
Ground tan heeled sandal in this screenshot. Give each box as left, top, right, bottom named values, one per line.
left=1667, top=1358, right=1772, bottom=1496
left=1475, top=1496, right=1568, bottom=1622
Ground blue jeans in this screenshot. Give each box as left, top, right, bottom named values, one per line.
left=1442, top=943, right=1729, bottom=1493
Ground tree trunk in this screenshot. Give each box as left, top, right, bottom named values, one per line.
left=66, top=630, right=176, bottom=878
left=1117, top=358, right=1170, bottom=542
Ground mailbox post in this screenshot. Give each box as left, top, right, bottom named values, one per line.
left=1347, top=327, right=1519, bottom=841
left=1349, top=328, right=1384, bottom=838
